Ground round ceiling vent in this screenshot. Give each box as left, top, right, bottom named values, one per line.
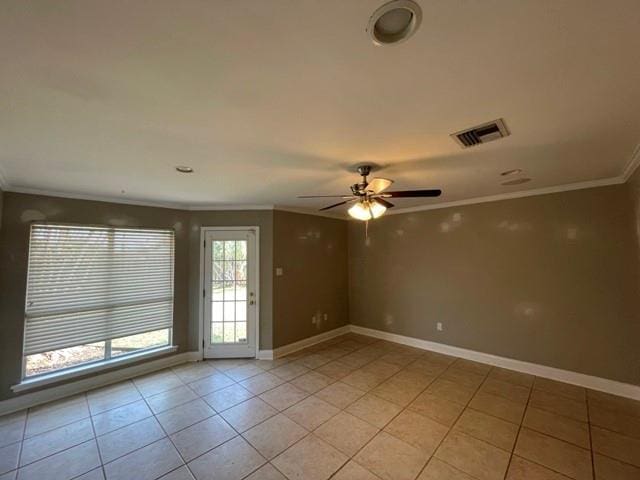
left=367, top=0, right=423, bottom=46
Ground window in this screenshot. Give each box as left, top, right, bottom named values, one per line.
left=23, top=224, right=175, bottom=379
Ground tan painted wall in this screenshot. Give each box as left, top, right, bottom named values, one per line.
left=272, top=210, right=349, bottom=348
left=348, top=184, right=640, bottom=385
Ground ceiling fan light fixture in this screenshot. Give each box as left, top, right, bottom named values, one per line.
left=348, top=200, right=387, bottom=221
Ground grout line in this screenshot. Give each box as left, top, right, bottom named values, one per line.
left=502, top=371, right=534, bottom=480
left=586, top=392, right=597, bottom=480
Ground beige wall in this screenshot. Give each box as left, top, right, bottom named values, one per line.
left=0, top=193, right=191, bottom=401
left=272, top=210, right=349, bottom=348
left=348, top=184, right=640, bottom=385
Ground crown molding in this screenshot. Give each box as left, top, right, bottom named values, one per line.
left=385, top=176, right=625, bottom=216
left=188, top=204, right=274, bottom=211
left=273, top=205, right=346, bottom=220
left=622, top=143, right=640, bottom=181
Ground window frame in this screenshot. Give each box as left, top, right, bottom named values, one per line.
left=14, top=222, right=177, bottom=391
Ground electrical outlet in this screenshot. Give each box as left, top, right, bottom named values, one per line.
left=323, top=313, right=328, bottom=321
left=436, top=322, right=443, bottom=331
left=275, top=267, right=283, bottom=276
left=311, top=316, right=316, bottom=325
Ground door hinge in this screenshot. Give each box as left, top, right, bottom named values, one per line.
left=203, top=289, right=205, bottom=298
left=203, top=239, right=206, bottom=248
left=202, top=339, right=205, bottom=348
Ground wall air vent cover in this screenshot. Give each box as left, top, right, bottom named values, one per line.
left=451, top=118, right=510, bottom=148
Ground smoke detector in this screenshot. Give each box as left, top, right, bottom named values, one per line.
left=451, top=118, right=510, bottom=148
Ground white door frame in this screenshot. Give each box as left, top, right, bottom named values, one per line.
left=198, top=226, right=260, bottom=359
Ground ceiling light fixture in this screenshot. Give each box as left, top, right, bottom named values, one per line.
left=348, top=199, right=387, bottom=221
left=175, top=166, right=193, bottom=173
left=500, top=169, right=523, bottom=176
left=367, top=0, right=422, bottom=46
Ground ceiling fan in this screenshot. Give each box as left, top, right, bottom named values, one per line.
left=298, top=165, right=442, bottom=221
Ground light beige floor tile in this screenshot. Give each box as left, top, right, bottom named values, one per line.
left=188, top=436, right=265, bottom=480
left=354, top=431, right=428, bottom=480
left=272, top=434, right=347, bottom=480
left=426, top=379, right=476, bottom=405
left=158, top=466, right=195, bottom=480
left=340, top=370, right=383, bottom=391
left=0, top=442, right=20, bottom=475
left=17, top=440, right=101, bottom=480
left=435, top=431, right=511, bottom=480
left=91, top=400, right=152, bottom=436
left=469, top=391, right=526, bottom=424
left=97, top=416, right=165, bottom=463
left=29, top=394, right=86, bottom=416
left=134, top=371, right=184, bottom=398
left=361, top=361, right=402, bottom=379
left=591, top=425, right=640, bottom=468
left=156, top=399, right=215, bottom=435
left=0, top=411, right=26, bottom=428
left=506, top=455, right=571, bottom=479
left=25, top=400, right=90, bottom=438
left=406, top=359, right=449, bottom=377
left=488, top=368, right=534, bottom=388
left=371, top=378, right=425, bottom=407
left=514, top=428, right=592, bottom=480
left=252, top=358, right=290, bottom=372
left=104, top=438, right=183, bottom=480
left=219, top=396, right=277, bottom=432
left=243, top=463, right=287, bottom=480
left=315, top=361, right=355, bottom=380
left=283, top=396, right=339, bottom=430
left=289, top=371, right=334, bottom=394
left=0, top=421, right=25, bottom=449
left=225, top=364, right=265, bottom=382
left=259, top=383, right=308, bottom=411
left=440, top=368, right=486, bottom=389
left=529, top=390, right=587, bottom=422
left=87, top=384, right=142, bottom=416
left=315, top=382, right=365, bottom=409
left=421, top=351, right=457, bottom=367
left=409, top=392, right=465, bottom=427
left=451, top=359, right=492, bottom=376
left=479, top=378, right=530, bottom=404
left=240, top=372, right=285, bottom=395
left=76, top=468, right=106, bottom=480
left=418, top=457, right=475, bottom=480
left=270, top=363, right=310, bottom=381
left=209, top=359, right=249, bottom=372
left=384, top=409, right=448, bottom=455
left=294, top=353, right=331, bottom=369
left=589, top=405, right=640, bottom=440
left=340, top=353, right=376, bottom=369
left=202, top=384, right=254, bottom=412
left=315, top=411, right=378, bottom=456
left=20, top=418, right=94, bottom=466
left=453, top=408, right=518, bottom=451
left=534, top=378, right=585, bottom=402
left=172, top=363, right=217, bottom=384
left=523, top=407, right=589, bottom=448
left=588, top=390, right=640, bottom=418
left=146, top=385, right=198, bottom=414
left=170, top=415, right=237, bottom=462
left=346, top=394, right=402, bottom=429
left=333, top=460, right=381, bottom=480
left=392, top=369, right=435, bottom=388
left=593, top=453, right=640, bottom=480
left=243, top=414, right=307, bottom=459
left=188, top=372, right=235, bottom=396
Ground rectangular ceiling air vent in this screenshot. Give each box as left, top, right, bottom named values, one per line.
left=451, top=118, right=510, bottom=148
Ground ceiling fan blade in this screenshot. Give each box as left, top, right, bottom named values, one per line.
left=372, top=197, right=394, bottom=208
left=366, top=177, right=394, bottom=194
left=298, top=195, right=354, bottom=199
left=383, top=189, right=442, bottom=198
left=319, top=200, right=352, bottom=211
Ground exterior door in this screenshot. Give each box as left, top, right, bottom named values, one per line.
left=203, top=228, right=258, bottom=358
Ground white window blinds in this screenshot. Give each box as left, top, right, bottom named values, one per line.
left=24, top=224, right=175, bottom=356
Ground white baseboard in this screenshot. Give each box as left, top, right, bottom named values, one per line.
left=273, top=325, right=351, bottom=359
left=0, top=352, right=196, bottom=416
left=257, top=350, right=274, bottom=360
left=349, top=325, right=640, bottom=401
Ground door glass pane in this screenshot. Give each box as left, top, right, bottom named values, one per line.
left=209, top=238, right=250, bottom=346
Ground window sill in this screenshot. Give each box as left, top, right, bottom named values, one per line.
left=12, top=345, right=178, bottom=393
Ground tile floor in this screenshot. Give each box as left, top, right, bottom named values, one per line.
left=1, top=333, right=639, bottom=480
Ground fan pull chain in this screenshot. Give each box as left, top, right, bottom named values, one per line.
left=365, top=220, right=369, bottom=240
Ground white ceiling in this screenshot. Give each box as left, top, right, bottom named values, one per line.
left=1, top=1, right=640, bottom=213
